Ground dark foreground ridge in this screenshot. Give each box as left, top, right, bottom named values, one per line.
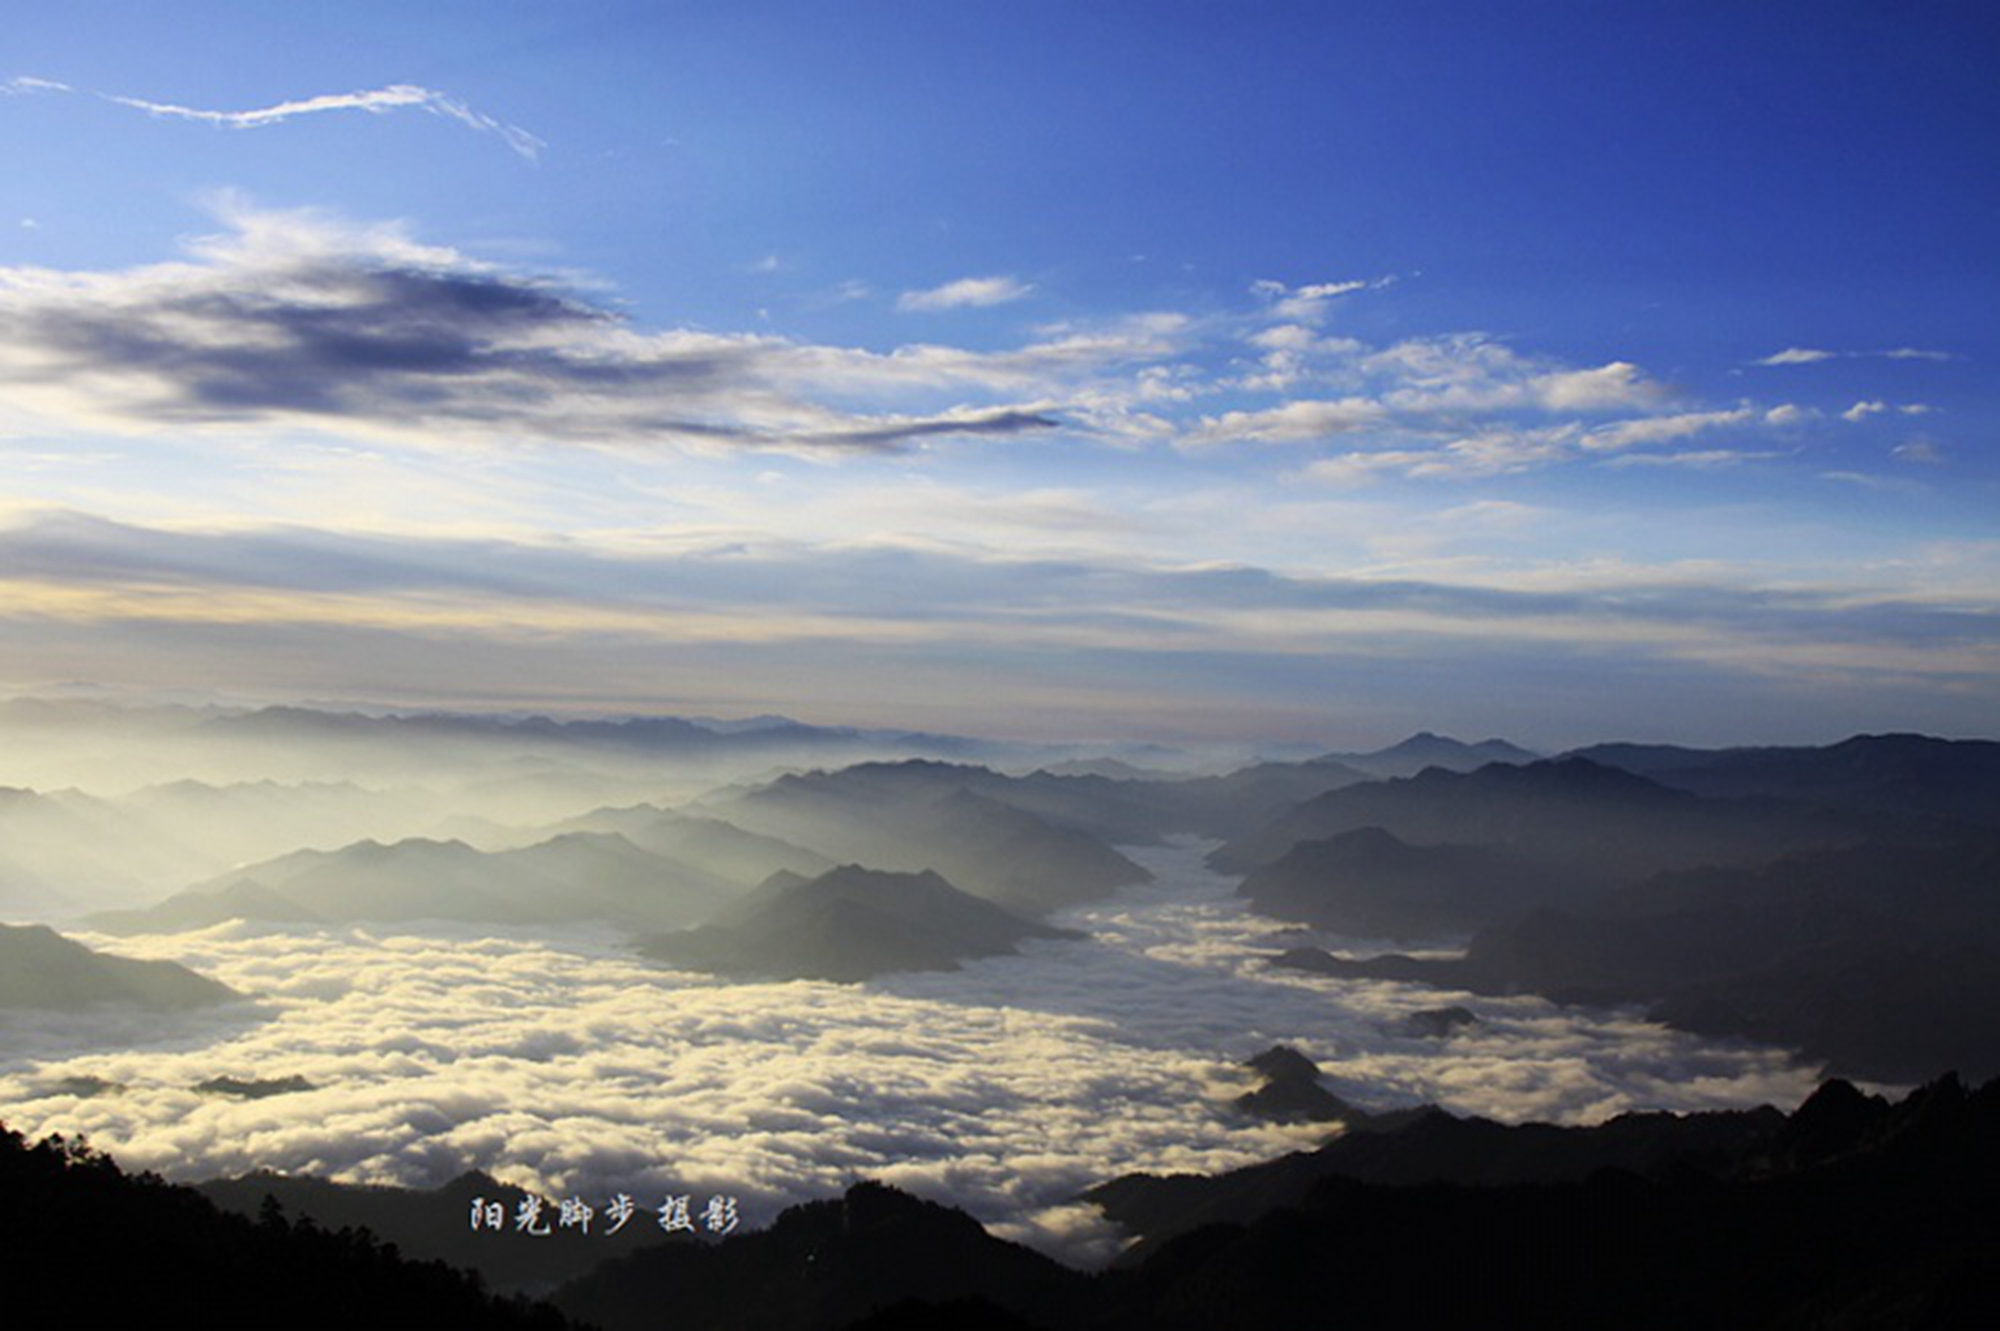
left=0, top=1124, right=576, bottom=1329
left=15, top=1076, right=2000, bottom=1329
left=551, top=1073, right=2000, bottom=1330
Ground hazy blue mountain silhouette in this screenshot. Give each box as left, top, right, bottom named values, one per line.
left=1317, top=730, right=1540, bottom=778
left=707, top=764, right=1149, bottom=915
left=641, top=864, right=1080, bottom=982
left=90, top=829, right=743, bottom=933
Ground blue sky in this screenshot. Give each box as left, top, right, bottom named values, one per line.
left=1, top=1, right=1995, bottom=747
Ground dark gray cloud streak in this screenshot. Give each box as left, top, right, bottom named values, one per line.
left=0, top=224, right=1062, bottom=454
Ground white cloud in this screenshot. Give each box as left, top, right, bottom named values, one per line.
left=896, top=276, right=1034, bottom=312
left=1603, top=449, right=1783, bottom=469
left=1820, top=470, right=1927, bottom=494
left=1532, top=361, right=1652, bottom=411
left=1583, top=407, right=1757, bottom=452
left=1188, top=397, right=1387, bottom=445
left=1755, top=346, right=1956, bottom=367
left=1753, top=347, right=1836, bottom=366
left=1843, top=400, right=1887, bottom=423
left=1251, top=278, right=1372, bottom=324
left=1892, top=439, right=1945, bottom=465
left=1363, top=338, right=1661, bottom=416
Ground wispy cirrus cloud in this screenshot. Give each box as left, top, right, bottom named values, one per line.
left=6, top=76, right=544, bottom=160
left=896, top=275, right=1034, bottom=312
left=1752, top=346, right=1957, bottom=367
left=3, top=76, right=74, bottom=95
left=1249, top=277, right=1383, bottom=324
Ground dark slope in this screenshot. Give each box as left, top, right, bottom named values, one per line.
left=0, top=922, right=237, bottom=1008
left=707, top=764, right=1150, bottom=916
left=554, top=1180, right=1087, bottom=1331
left=1237, top=825, right=1597, bottom=938
left=1087, top=1075, right=2000, bottom=1330
left=200, top=1168, right=665, bottom=1292
left=1571, top=732, right=2000, bottom=829
left=1087, top=1096, right=1787, bottom=1260
left=640, top=865, right=1080, bottom=982
left=1211, top=754, right=1909, bottom=879
left=0, top=1126, right=575, bottom=1328
left=1283, top=835, right=2000, bottom=1081
left=549, top=805, right=836, bottom=887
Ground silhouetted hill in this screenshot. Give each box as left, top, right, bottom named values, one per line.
left=200, top=1167, right=667, bottom=1292
left=640, top=865, right=1081, bottom=982
left=91, top=829, right=740, bottom=934
left=0, top=922, right=238, bottom=1008
left=1231, top=1045, right=1372, bottom=1125
left=0, top=1124, right=575, bottom=1328
left=554, top=1180, right=1087, bottom=1331
left=1237, top=825, right=1598, bottom=938
left=707, top=765, right=1149, bottom=916
left=547, top=806, right=836, bottom=887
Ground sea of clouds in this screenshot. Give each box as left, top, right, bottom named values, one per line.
left=0, top=842, right=1824, bottom=1266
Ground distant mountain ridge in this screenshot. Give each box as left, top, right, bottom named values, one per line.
left=0, top=922, right=237, bottom=1008
left=640, top=865, right=1080, bottom=982
left=706, top=762, right=1152, bottom=916
left=88, top=828, right=746, bottom=934
left=1211, top=754, right=1920, bottom=878
left=1570, top=731, right=2000, bottom=829
left=1318, top=730, right=1540, bottom=778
